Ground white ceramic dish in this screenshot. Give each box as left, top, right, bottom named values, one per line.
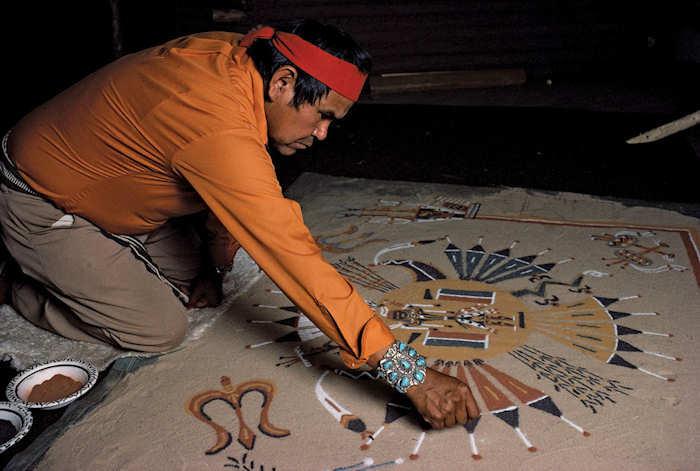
left=0, top=402, right=32, bottom=454
left=6, top=359, right=98, bottom=410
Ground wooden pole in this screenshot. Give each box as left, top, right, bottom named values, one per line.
left=627, top=110, right=700, bottom=144
left=370, top=69, right=526, bottom=95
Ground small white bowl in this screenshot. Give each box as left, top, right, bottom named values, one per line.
left=6, top=359, right=98, bottom=410
left=0, top=402, right=32, bottom=454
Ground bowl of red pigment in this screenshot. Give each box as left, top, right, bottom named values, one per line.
left=0, top=402, right=32, bottom=454
left=6, top=359, right=98, bottom=410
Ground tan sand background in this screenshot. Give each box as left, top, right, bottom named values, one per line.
left=35, top=173, right=700, bottom=470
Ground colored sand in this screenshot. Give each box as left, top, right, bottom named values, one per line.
left=26, top=373, right=84, bottom=403
left=0, top=418, right=17, bottom=444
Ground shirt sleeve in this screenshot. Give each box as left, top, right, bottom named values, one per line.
left=173, top=131, right=395, bottom=368
left=202, top=210, right=241, bottom=270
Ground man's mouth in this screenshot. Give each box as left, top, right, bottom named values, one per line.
left=289, top=141, right=312, bottom=150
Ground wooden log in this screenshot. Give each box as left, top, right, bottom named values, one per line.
left=212, top=9, right=247, bottom=23
left=370, top=69, right=526, bottom=95
left=626, top=110, right=700, bottom=144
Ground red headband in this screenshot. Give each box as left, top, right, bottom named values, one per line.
left=240, top=27, right=367, bottom=102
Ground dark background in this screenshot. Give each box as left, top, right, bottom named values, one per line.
left=0, top=1, right=699, bottom=200
left=1, top=1, right=699, bottom=466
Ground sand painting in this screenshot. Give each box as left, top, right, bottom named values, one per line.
left=182, top=187, right=698, bottom=469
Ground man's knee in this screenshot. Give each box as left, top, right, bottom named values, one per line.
left=157, top=312, right=189, bottom=351
left=124, top=309, right=188, bottom=352
left=11, top=275, right=190, bottom=352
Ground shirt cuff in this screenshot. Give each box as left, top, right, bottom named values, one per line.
left=339, top=315, right=395, bottom=369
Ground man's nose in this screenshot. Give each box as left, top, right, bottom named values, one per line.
left=312, top=122, right=330, bottom=141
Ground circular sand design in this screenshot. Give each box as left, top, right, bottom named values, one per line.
left=379, top=279, right=531, bottom=360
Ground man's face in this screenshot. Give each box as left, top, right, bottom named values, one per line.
left=264, top=66, right=355, bottom=156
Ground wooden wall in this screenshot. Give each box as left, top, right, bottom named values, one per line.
left=172, top=0, right=656, bottom=77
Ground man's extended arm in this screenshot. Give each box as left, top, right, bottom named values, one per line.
left=174, top=132, right=479, bottom=425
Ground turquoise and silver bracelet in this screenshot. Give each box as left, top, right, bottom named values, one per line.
left=377, top=341, right=427, bottom=393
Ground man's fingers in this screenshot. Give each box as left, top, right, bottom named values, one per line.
left=444, top=391, right=469, bottom=427
left=443, top=408, right=456, bottom=428
left=439, top=393, right=458, bottom=427
left=186, top=291, right=205, bottom=309
left=457, top=383, right=480, bottom=420
left=451, top=392, right=468, bottom=425
left=427, top=418, right=443, bottom=430
left=186, top=294, right=198, bottom=308
left=409, top=367, right=480, bottom=429
left=425, top=393, right=445, bottom=429
left=440, top=395, right=455, bottom=414
left=428, top=417, right=444, bottom=430
left=466, top=393, right=480, bottom=420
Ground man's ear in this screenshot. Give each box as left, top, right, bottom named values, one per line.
left=267, top=65, right=298, bottom=103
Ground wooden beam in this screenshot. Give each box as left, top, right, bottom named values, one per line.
left=212, top=9, right=247, bottom=23
left=627, top=110, right=700, bottom=144
left=370, top=69, right=526, bottom=95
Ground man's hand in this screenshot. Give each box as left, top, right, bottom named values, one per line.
left=185, top=271, right=223, bottom=309
left=368, top=347, right=480, bottom=429
left=405, top=367, right=480, bottom=429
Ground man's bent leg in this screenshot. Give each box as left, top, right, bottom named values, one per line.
left=0, top=185, right=188, bottom=352
left=140, top=216, right=202, bottom=288
left=10, top=272, right=187, bottom=352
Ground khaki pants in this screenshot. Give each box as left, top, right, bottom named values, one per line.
left=0, top=183, right=202, bottom=352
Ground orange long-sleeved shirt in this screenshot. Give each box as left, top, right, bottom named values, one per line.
left=8, top=32, right=394, bottom=367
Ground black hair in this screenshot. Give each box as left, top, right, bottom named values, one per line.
left=246, top=19, right=372, bottom=107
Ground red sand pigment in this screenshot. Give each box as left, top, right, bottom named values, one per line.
left=26, top=373, right=84, bottom=403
